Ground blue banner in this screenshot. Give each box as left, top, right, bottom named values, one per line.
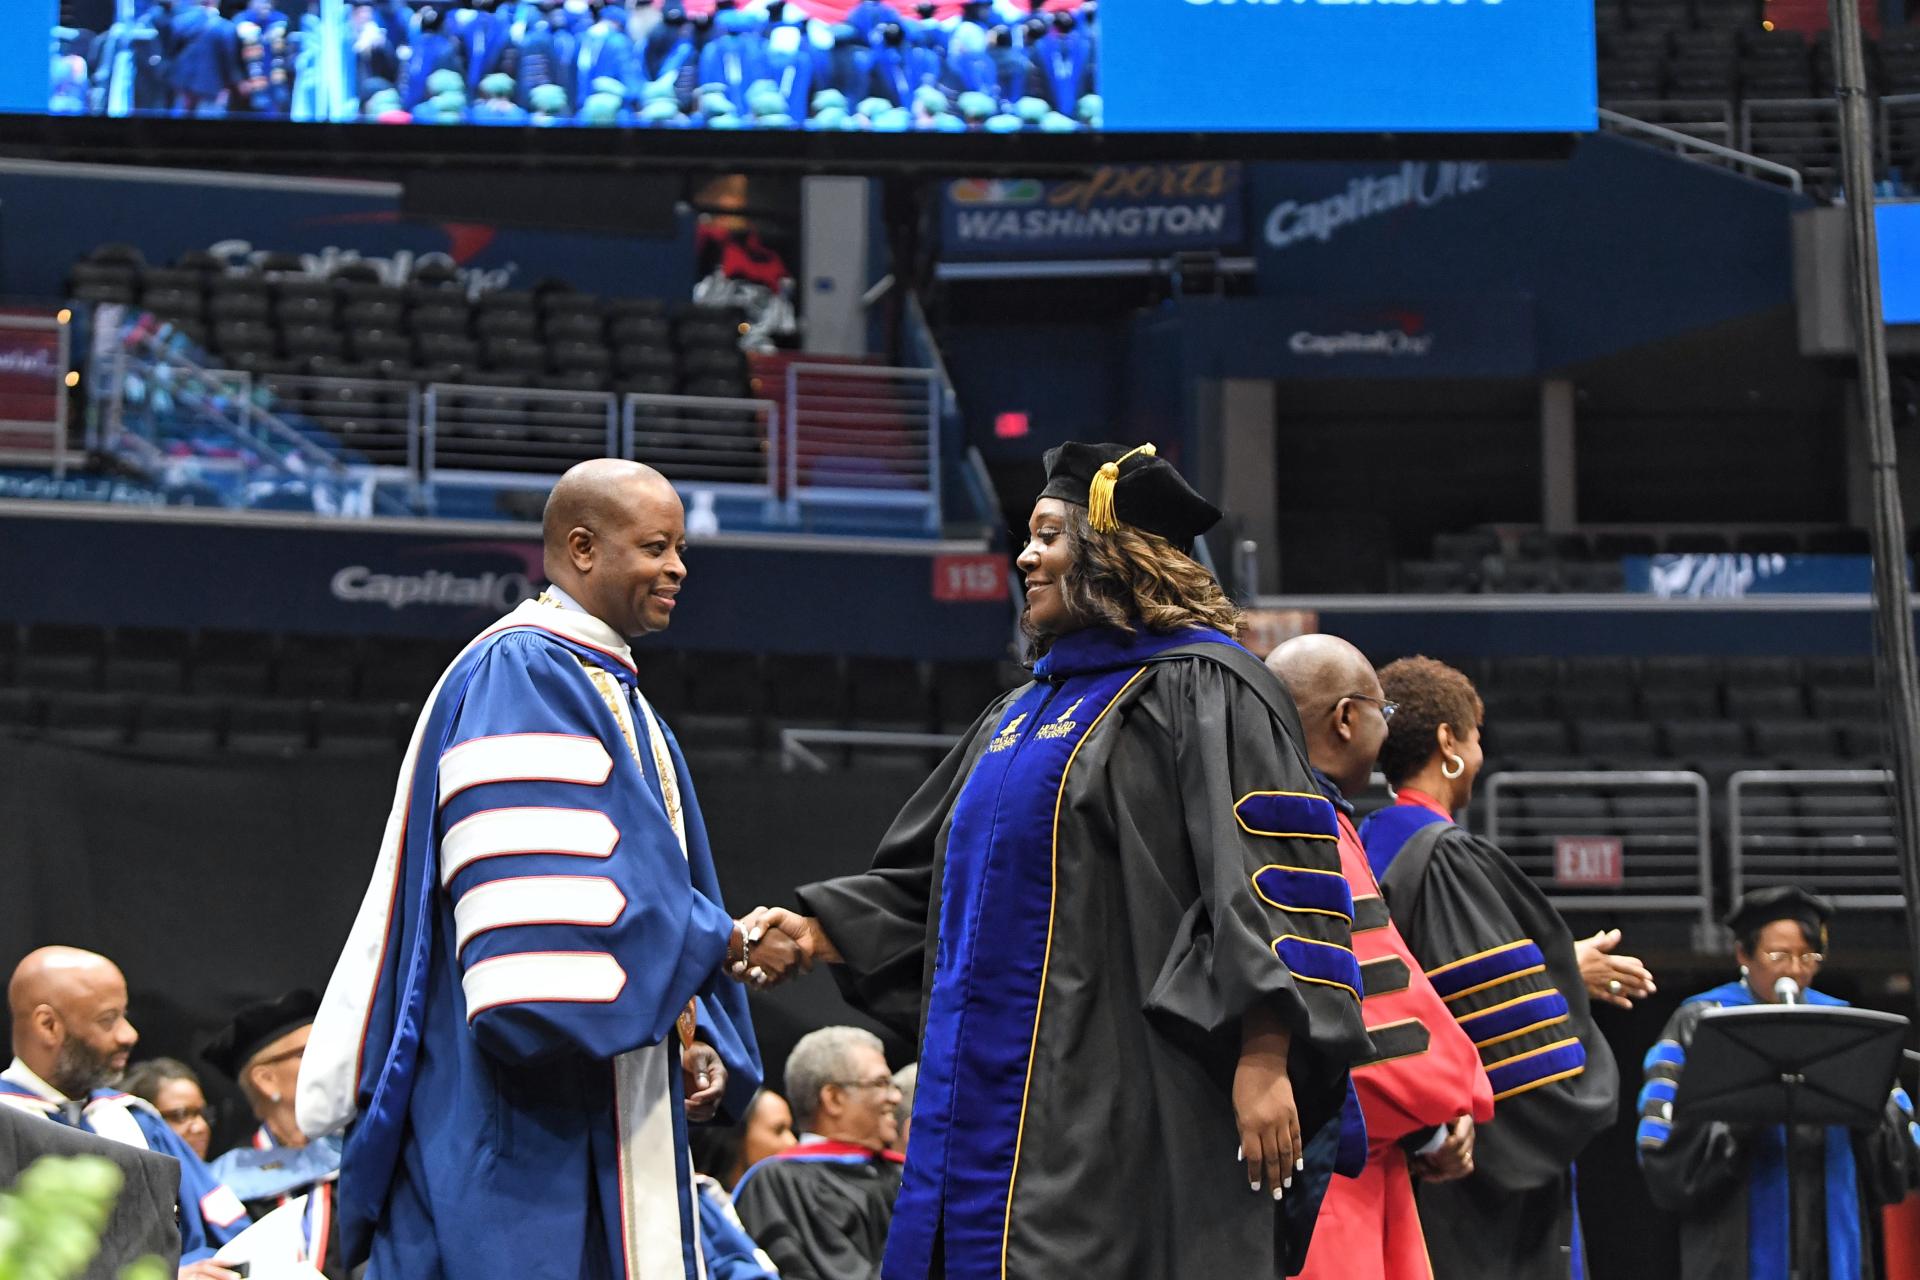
left=1623, top=554, right=1900, bottom=598
left=0, top=511, right=1012, bottom=661
left=1103, top=0, right=1595, bottom=133
left=1245, top=138, right=1806, bottom=370
left=939, top=163, right=1244, bottom=260
left=1878, top=202, right=1920, bottom=324
left=0, top=165, right=695, bottom=303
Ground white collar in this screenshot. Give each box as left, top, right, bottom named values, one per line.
left=3, top=1058, right=70, bottom=1103
left=499, top=595, right=636, bottom=671
left=542, top=583, right=588, bottom=614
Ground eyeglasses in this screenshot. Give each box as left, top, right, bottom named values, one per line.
left=157, top=1106, right=209, bottom=1126
left=1760, top=950, right=1824, bottom=969
left=832, top=1077, right=901, bottom=1094
left=1332, top=693, right=1398, bottom=722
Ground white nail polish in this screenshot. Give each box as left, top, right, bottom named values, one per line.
left=1250, top=1180, right=1260, bottom=1192
left=1272, top=1186, right=1284, bottom=1202
left=1236, top=1145, right=1243, bottom=1161
left=1295, top=1157, right=1305, bottom=1172
left=1283, top=1175, right=1293, bottom=1189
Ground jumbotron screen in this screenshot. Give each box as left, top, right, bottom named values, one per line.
left=19, top=0, right=1595, bottom=135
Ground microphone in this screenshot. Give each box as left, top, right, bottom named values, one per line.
left=1774, top=975, right=1802, bottom=1005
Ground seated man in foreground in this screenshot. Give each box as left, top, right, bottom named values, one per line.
left=2, top=946, right=248, bottom=1279
left=733, top=1026, right=903, bottom=1280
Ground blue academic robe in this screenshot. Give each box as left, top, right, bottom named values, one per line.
left=643, top=24, right=696, bottom=86
left=210, top=1126, right=344, bottom=1269
left=577, top=25, right=636, bottom=93
left=298, top=601, right=761, bottom=1280
left=400, top=31, right=462, bottom=108
left=1030, top=27, right=1090, bottom=110
left=698, top=33, right=768, bottom=114
left=451, top=7, right=510, bottom=89
left=763, top=38, right=813, bottom=117
left=0, top=1073, right=251, bottom=1263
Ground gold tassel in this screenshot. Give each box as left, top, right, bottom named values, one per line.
left=1086, top=442, right=1156, bottom=533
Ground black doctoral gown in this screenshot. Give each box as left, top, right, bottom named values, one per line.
left=732, top=1144, right=904, bottom=1280
left=796, top=626, right=1374, bottom=1280
left=1637, top=984, right=1920, bottom=1280
left=1376, top=821, right=1620, bottom=1280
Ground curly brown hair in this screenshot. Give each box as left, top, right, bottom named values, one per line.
left=1376, top=655, right=1485, bottom=787
left=1023, top=503, right=1242, bottom=655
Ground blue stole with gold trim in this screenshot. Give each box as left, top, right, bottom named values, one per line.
left=883, top=625, right=1232, bottom=1280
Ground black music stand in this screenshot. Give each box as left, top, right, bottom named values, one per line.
left=1672, top=1004, right=1909, bottom=1280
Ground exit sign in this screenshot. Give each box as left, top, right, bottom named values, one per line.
left=1554, top=836, right=1624, bottom=888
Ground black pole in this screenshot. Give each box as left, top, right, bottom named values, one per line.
left=1826, top=0, right=1920, bottom=1013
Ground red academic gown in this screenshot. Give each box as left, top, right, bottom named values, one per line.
left=1298, top=804, right=1496, bottom=1280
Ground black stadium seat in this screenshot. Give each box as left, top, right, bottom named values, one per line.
left=1557, top=686, right=1638, bottom=720
left=1486, top=719, right=1571, bottom=760
left=0, top=688, right=43, bottom=736
left=1749, top=720, right=1839, bottom=764
left=1810, top=686, right=1881, bottom=720
left=313, top=701, right=403, bottom=756
left=41, top=692, right=132, bottom=747
left=1726, top=686, right=1805, bottom=720
left=225, top=699, right=312, bottom=754
left=133, top=695, right=223, bottom=751
left=1575, top=720, right=1660, bottom=761
left=1661, top=720, right=1749, bottom=762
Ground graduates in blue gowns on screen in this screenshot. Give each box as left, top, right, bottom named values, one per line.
left=1637, top=888, right=1920, bottom=1280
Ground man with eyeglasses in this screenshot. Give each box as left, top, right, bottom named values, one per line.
left=203, top=989, right=347, bottom=1279
left=733, top=1026, right=903, bottom=1280
left=1638, top=887, right=1920, bottom=1280
left=1268, top=635, right=1495, bottom=1280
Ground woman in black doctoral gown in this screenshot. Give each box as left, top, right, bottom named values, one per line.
left=749, top=442, right=1374, bottom=1280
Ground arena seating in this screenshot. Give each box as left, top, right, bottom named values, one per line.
left=1447, top=651, right=1884, bottom=779
left=1394, top=524, right=1875, bottom=593
left=0, top=623, right=1013, bottom=762
left=69, top=245, right=753, bottom=401
left=1592, top=0, right=1881, bottom=188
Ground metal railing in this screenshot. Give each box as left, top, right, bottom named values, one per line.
left=1728, top=769, right=1904, bottom=910
left=624, top=391, right=777, bottom=495
left=1483, top=770, right=1714, bottom=925
left=423, top=382, right=620, bottom=487
left=1879, top=93, right=1920, bottom=181
left=1739, top=97, right=1841, bottom=188
left=258, top=372, right=418, bottom=472
left=86, top=306, right=942, bottom=525
left=784, top=362, right=942, bottom=532
left=1600, top=104, right=1804, bottom=191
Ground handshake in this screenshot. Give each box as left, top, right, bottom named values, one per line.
left=726, top=906, right=837, bottom=989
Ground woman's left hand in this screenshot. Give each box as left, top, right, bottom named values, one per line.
left=1577, top=928, right=1657, bottom=1009
left=1233, top=1009, right=1300, bottom=1201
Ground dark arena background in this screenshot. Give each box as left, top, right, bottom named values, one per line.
left=2, top=0, right=1920, bottom=1276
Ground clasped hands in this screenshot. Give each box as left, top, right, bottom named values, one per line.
left=724, top=906, right=833, bottom=989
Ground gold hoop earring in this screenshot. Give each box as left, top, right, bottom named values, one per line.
left=1442, top=753, right=1465, bottom=780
